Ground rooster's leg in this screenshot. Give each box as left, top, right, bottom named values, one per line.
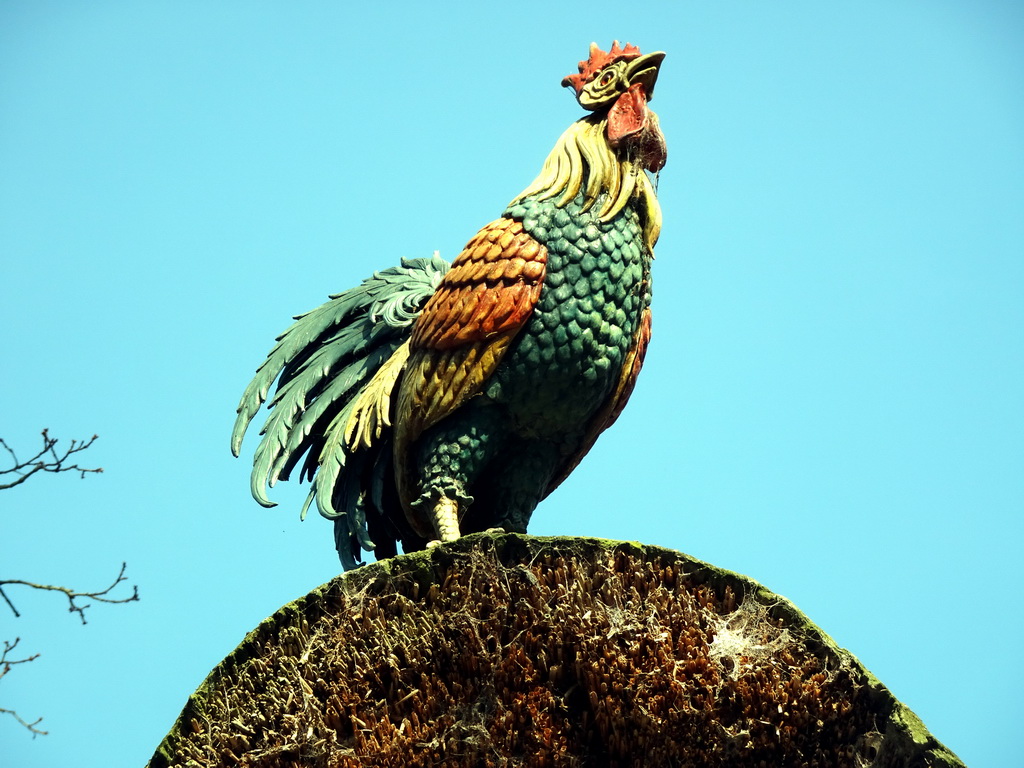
left=411, top=404, right=505, bottom=543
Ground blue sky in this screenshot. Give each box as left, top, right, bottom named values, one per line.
left=2, top=2, right=1021, bottom=766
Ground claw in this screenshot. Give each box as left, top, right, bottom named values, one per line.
left=430, top=496, right=461, bottom=542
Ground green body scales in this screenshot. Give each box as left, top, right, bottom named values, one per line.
left=493, top=193, right=650, bottom=433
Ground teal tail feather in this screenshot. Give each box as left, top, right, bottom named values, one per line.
left=231, top=254, right=449, bottom=568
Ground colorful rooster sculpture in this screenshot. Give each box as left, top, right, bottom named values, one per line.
left=232, top=42, right=667, bottom=568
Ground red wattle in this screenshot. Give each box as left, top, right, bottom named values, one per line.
left=606, top=83, right=667, bottom=172
left=606, top=83, right=649, bottom=148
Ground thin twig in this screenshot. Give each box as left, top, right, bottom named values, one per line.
left=0, top=638, right=40, bottom=674
left=0, top=586, right=19, bottom=617
left=0, top=639, right=47, bottom=736
left=0, top=563, right=139, bottom=624
left=0, top=708, right=47, bottom=736
left=0, top=430, right=103, bottom=491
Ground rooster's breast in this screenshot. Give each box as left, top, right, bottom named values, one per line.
left=483, top=193, right=651, bottom=439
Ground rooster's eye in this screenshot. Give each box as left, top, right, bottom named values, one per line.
left=599, top=70, right=615, bottom=87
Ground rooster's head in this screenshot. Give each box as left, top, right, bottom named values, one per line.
left=562, top=41, right=667, bottom=172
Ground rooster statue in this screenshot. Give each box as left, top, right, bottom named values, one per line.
left=232, top=42, right=667, bottom=568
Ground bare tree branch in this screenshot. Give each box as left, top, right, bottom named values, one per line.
left=0, top=429, right=103, bottom=491
left=0, top=709, right=47, bottom=737
left=1, top=639, right=47, bottom=737
left=0, top=639, right=39, bottom=673
left=1, top=431, right=136, bottom=737
left=0, top=562, right=139, bottom=624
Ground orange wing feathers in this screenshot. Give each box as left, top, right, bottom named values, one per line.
left=394, top=218, right=548, bottom=518
left=411, top=218, right=547, bottom=351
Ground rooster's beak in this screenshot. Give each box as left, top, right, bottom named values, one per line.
left=624, top=51, right=665, bottom=102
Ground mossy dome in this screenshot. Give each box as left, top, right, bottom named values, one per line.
left=149, top=534, right=964, bottom=767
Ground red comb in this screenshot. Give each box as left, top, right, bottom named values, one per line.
left=562, top=41, right=643, bottom=95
